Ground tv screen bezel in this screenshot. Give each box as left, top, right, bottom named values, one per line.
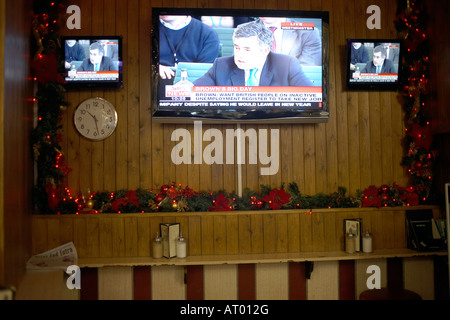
left=151, top=7, right=330, bottom=124
left=61, top=35, right=124, bottom=89
left=345, top=38, right=404, bottom=91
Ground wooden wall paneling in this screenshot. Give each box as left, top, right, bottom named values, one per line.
left=124, top=216, right=138, bottom=257
left=322, top=0, right=338, bottom=196
left=188, top=215, right=202, bottom=256
left=102, top=0, right=116, bottom=192
left=139, top=0, right=152, bottom=189
left=73, top=217, right=87, bottom=258
left=98, top=216, right=112, bottom=258
left=78, top=0, right=93, bottom=194
left=323, top=211, right=338, bottom=251
left=213, top=215, right=227, bottom=255
left=59, top=212, right=74, bottom=247
left=251, top=214, right=264, bottom=254
left=31, top=218, right=48, bottom=255
left=90, top=0, right=106, bottom=193
left=115, top=0, right=129, bottom=190
left=334, top=0, right=350, bottom=192
left=263, top=214, right=276, bottom=253
left=303, top=124, right=316, bottom=195
left=381, top=210, right=395, bottom=249
left=201, top=214, right=214, bottom=255
left=312, top=211, right=326, bottom=252
left=299, top=212, right=313, bottom=252
left=238, top=214, right=252, bottom=254
left=226, top=214, right=239, bottom=254
left=393, top=210, right=406, bottom=248
left=137, top=216, right=151, bottom=257
left=379, top=93, right=392, bottom=185
left=127, top=0, right=141, bottom=189
left=287, top=212, right=300, bottom=253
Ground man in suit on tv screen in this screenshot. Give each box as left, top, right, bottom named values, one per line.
left=361, top=45, right=396, bottom=74
left=78, top=42, right=117, bottom=72
left=194, top=19, right=312, bottom=87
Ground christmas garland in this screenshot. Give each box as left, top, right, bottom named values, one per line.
left=30, top=0, right=433, bottom=215
left=395, top=0, right=437, bottom=202
left=30, top=0, right=71, bottom=214
left=53, top=182, right=421, bottom=215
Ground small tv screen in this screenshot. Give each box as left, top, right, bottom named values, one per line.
left=62, top=36, right=123, bottom=88
left=151, top=8, right=329, bottom=124
left=346, top=39, right=403, bottom=90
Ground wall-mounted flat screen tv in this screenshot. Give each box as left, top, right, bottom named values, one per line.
left=62, top=36, right=123, bottom=88
left=151, top=8, right=329, bottom=124
left=346, top=39, right=403, bottom=91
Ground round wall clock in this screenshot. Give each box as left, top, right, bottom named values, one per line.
left=74, top=97, right=118, bottom=141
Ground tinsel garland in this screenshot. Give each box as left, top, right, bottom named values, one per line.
left=395, top=0, right=437, bottom=202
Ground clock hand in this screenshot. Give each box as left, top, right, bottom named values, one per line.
left=93, top=115, right=99, bottom=134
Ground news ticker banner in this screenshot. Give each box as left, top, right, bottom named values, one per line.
left=66, top=71, right=120, bottom=81
left=162, top=86, right=323, bottom=110
left=350, top=73, right=399, bottom=83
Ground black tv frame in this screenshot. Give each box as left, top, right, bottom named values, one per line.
left=61, top=35, right=123, bottom=89
left=151, top=7, right=330, bottom=124
left=345, top=38, right=404, bottom=91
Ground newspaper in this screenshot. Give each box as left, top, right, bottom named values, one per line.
left=26, top=242, right=78, bottom=271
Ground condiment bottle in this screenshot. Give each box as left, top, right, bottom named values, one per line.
left=362, top=229, right=373, bottom=253
left=176, top=232, right=187, bottom=258
left=345, top=232, right=356, bottom=254
left=152, top=232, right=163, bottom=259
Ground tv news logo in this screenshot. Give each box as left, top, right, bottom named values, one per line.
left=66, top=265, right=81, bottom=290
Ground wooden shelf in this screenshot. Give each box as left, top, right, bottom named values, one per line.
left=78, top=249, right=448, bottom=268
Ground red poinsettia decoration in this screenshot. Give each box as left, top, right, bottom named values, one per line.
left=262, top=188, right=291, bottom=210
left=399, top=186, right=419, bottom=206
left=409, top=122, right=433, bottom=151
left=209, top=193, right=234, bottom=212
left=362, top=185, right=381, bottom=208
left=31, top=53, right=64, bottom=85
left=181, top=186, right=198, bottom=198
left=111, top=190, right=140, bottom=212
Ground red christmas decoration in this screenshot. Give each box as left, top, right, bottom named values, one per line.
left=111, top=190, right=140, bottom=212
left=409, top=122, right=433, bottom=151
left=262, top=188, right=291, bottom=210
left=31, top=53, right=64, bottom=85
left=210, top=193, right=234, bottom=212
left=362, top=186, right=382, bottom=208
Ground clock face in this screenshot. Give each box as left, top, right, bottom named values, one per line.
left=74, top=98, right=118, bottom=141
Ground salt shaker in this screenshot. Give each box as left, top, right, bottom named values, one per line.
left=362, top=229, right=373, bottom=253
left=152, top=232, right=163, bottom=259
left=345, top=232, right=356, bottom=254
left=176, top=232, right=187, bottom=258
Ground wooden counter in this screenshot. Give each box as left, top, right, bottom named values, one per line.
left=31, top=205, right=445, bottom=265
